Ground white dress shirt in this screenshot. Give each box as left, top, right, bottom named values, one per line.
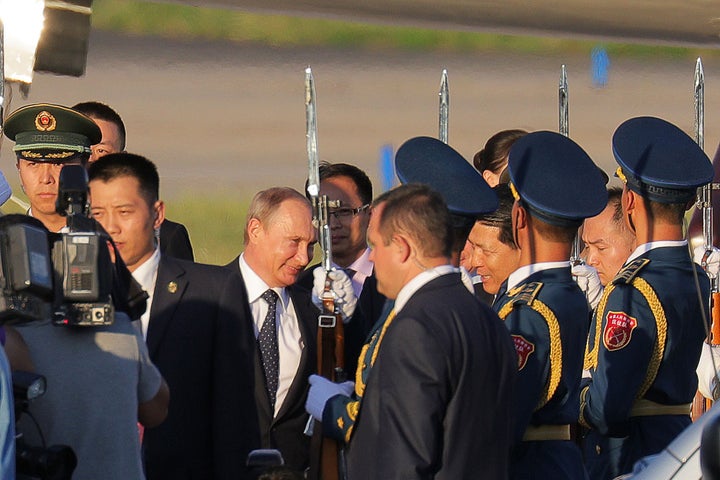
left=395, top=265, right=466, bottom=313
left=341, top=248, right=375, bottom=298
left=239, top=254, right=303, bottom=417
left=506, top=261, right=571, bottom=292
left=130, top=247, right=161, bottom=339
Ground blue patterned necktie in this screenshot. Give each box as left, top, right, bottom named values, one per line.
left=259, top=289, right=280, bottom=409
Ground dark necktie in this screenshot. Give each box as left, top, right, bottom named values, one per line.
left=259, top=289, right=280, bottom=409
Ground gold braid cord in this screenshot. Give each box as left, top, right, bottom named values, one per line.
left=499, top=297, right=563, bottom=411
left=584, top=278, right=667, bottom=400
left=584, top=283, right=616, bottom=370
left=354, top=309, right=397, bottom=397
left=338, top=309, right=397, bottom=443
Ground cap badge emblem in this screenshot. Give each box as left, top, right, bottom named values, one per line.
left=34, top=111, right=57, bottom=132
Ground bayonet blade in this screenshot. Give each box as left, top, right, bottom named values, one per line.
left=695, top=57, right=704, bottom=151
left=439, top=68, right=449, bottom=144
left=305, top=66, right=320, bottom=199
left=559, top=65, right=569, bottom=137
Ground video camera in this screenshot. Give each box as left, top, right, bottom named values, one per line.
left=51, top=164, right=114, bottom=327
left=0, top=165, right=114, bottom=327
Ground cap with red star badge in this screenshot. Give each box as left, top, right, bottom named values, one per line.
left=4, top=103, right=101, bottom=162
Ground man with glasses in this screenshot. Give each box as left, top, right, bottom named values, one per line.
left=299, top=162, right=386, bottom=377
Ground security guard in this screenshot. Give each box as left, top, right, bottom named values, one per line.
left=4, top=103, right=100, bottom=233
left=496, top=131, right=607, bottom=479
left=580, top=116, right=713, bottom=480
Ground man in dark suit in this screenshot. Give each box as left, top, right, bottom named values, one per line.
left=73, top=101, right=194, bottom=261
left=88, top=153, right=259, bottom=480
left=311, top=183, right=517, bottom=478
left=297, top=162, right=386, bottom=376
left=224, top=187, right=321, bottom=472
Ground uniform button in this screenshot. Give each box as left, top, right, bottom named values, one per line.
left=595, top=444, right=602, bottom=455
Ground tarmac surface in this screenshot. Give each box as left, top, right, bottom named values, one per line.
left=2, top=30, right=719, bottom=200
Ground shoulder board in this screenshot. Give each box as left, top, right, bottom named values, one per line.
left=510, top=282, right=543, bottom=306
left=612, top=258, right=650, bottom=285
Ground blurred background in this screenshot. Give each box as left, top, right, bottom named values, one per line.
left=1, top=0, right=719, bottom=264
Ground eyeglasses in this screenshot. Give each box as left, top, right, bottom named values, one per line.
left=328, top=204, right=370, bottom=220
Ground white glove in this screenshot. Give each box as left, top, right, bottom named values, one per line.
left=696, top=343, right=720, bottom=401
left=312, top=267, right=357, bottom=322
left=305, top=374, right=355, bottom=421
left=693, top=245, right=720, bottom=279
left=572, top=263, right=604, bottom=310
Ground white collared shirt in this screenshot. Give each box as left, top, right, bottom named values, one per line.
left=506, top=261, right=571, bottom=292
left=339, top=248, right=374, bottom=298
left=394, top=265, right=462, bottom=313
left=626, top=240, right=688, bottom=264
left=239, top=254, right=303, bottom=417
left=130, top=247, right=161, bottom=339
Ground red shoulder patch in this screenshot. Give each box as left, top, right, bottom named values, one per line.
left=603, top=311, right=638, bottom=352
left=512, top=335, right=535, bottom=370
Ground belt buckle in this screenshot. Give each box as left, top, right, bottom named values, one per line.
left=318, top=314, right=336, bottom=328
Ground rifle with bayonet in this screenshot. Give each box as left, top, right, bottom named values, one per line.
left=560, top=65, right=582, bottom=265
left=439, top=69, right=449, bottom=144
left=304, top=66, right=347, bottom=480
left=691, top=57, right=720, bottom=419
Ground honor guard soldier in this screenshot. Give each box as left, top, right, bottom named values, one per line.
left=580, top=117, right=713, bottom=480
left=306, top=137, right=517, bottom=479
left=497, top=131, right=607, bottom=480
left=4, top=104, right=101, bottom=233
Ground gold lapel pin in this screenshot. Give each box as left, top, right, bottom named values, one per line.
left=168, top=281, right=178, bottom=294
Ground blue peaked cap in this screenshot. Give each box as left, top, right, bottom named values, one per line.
left=508, top=131, right=607, bottom=227
left=613, top=116, right=712, bottom=204
left=395, top=136, right=498, bottom=216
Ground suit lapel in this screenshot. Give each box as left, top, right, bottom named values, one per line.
left=147, top=256, right=188, bottom=357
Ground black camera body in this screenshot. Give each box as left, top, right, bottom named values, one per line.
left=51, top=229, right=114, bottom=327
left=0, top=222, right=55, bottom=325
left=51, top=165, right=114, bottom=327
left=52, top=165, right=115, bottom=326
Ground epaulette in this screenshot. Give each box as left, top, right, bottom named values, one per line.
left=611, top=258, right=650, bottom=285
left=510, top=282, right=543, bottom=306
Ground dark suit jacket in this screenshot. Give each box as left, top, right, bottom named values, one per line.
left=143, top=256, right=259, bottom=480
left=346, top=273, right=517, bottom=479
left=473, top=281, right=495, bottom=306
left=296, top=266, right=386, bottom=377
left=159, top=219, right=194, bottom=261
left=225, top=256, right=318, bottom=472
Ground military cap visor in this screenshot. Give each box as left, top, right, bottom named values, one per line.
left=395, top=136, right=498, bottom=216
left=507, top=131, right=607, bottom=226
left=613, top=116, right=712, bottom=204
left=4, top=104, right=101, bottom=160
